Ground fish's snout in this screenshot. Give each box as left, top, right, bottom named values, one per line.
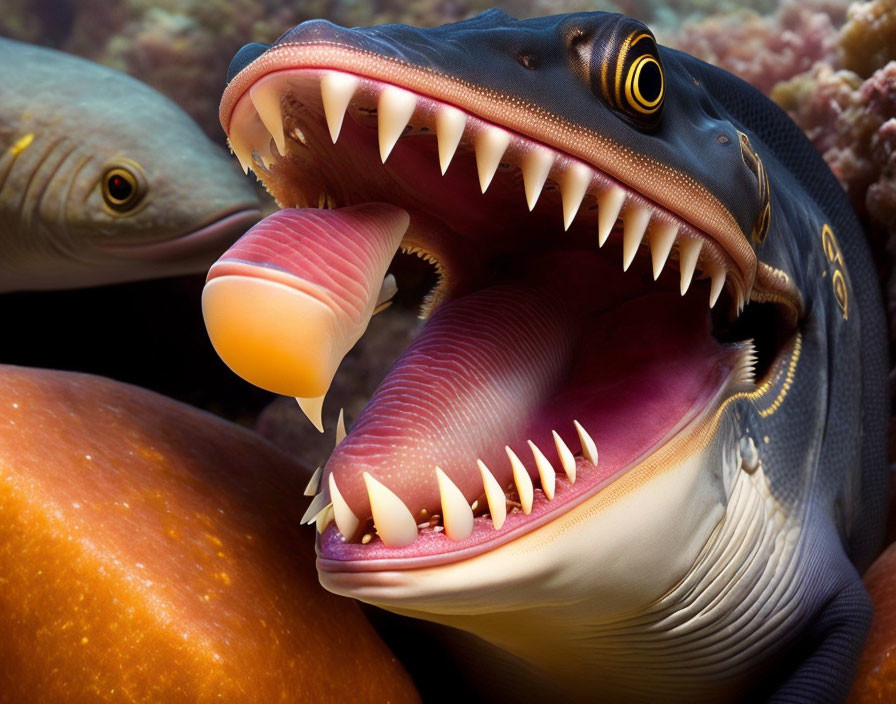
left=227, top=43, right=272, bottom=84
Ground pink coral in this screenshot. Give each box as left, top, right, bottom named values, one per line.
left=868, top=118, right=896, bottom=231
left=774, top=61, right=896, bottom=357
left=667, top=1, right=844, bottom=95
left=774, top=62, right=896, bottom=238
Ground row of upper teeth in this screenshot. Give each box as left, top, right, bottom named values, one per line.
left=231, top=71, right=747, bottom=310
left=303, top=419, right=599, bottom=548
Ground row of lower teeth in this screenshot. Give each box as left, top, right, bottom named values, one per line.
left=229, top=70, right=746, bottom=310
left=301, top=338, right=758, bottom=547
left=305, top=419, right=599, bottom=548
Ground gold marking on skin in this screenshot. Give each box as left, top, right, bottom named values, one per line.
left=831, top=271, right=848, bottom=320
left=9, top=133, right=34, bottom=157
left=821, top=224, right=848, bottom=320
left=756, top=333, right=802, bottom=418
left=600, top=52, right=609, bottom=106
left=738, top=132, right=771, bottom=244
left=614, top=31, right=635, bottom=109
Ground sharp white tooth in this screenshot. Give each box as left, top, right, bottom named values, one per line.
left=378, top=85, right=417, bottom=162
left=328, top=473, right=359, bottom=539
left=560, top=162, right=591, bottom=230
left=304, top=466, right=323, bottom=497
left=300, top=491, right=329, bottom=524
left=598, top=186, right=625, bottom=247
left=374, top=273, right=397, bottom=315
left=435, top=105, right=466, bottom=175
left=527, top=441, right=556, bottom=500
left=363, top=472, right=418, bottom=547
left=250, top=82, right=287, bottom=156
left=316, top=504, right=334, bottom=534
left=622, top=205, right=651, bottom=271
left=709, top=266, right=726, bottom=308
left=573, top=420, right=598, bottom=468
left=257, top=140, right=276, bottom=171
left=649, top=221, right=678, bottom=280
left=296, top=394, right=325, bottom=433
left=506, top=446, right=533, bottom=514
left=552, top=431, right=577, bottom=483
left=435, top=467, right=474, bottom=541
left=679, top=238, right=703, bottom=295
left=228, top=134, right=253, bottom=174
left=521, top=147, right=554, bottom=211
left=477, top=460, right=507, bottom=530
left=335, top=408, right=347, bottom=447
left=320, top=72, right=358, bottom=143
left=475, top=126, right=511, bottom=193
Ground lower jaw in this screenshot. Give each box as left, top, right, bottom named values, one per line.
left=316, top=356, right=747, bottom=576
left=317, top=254, right=752, bottom=570
left=96, top=207, right=261, bottom=262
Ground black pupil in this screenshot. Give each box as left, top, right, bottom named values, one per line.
left=108, top=174, right=132, bottom=201
left=638, top=60, right=662, bottom=103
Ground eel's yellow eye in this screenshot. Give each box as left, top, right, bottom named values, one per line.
left=590, top=21, right=665, bottom=130
left=624, top=48, right=663, bottom=116
left=101, top=164, right=144, bottom=212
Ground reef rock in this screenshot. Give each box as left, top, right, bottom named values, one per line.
left=0, top=365, right=419, bottom=703
left=840, top=0, right=896, bottom=78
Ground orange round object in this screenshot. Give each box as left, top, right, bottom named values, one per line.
left=849, top=541, right=896, bottom=703
left=0, top=365, right=419, bottom=703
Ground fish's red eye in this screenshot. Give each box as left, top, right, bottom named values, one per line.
left=101, top=165, right=142, bottom=212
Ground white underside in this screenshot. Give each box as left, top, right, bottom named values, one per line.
left=323, top=400, right=805, bottom=702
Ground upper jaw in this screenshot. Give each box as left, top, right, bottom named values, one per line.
left=223, top=42, right=779, bottom=284
left=227, top=64, right=754, bottom=310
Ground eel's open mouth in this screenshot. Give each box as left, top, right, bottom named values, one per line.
left=208, top=62, right=801, bottom=570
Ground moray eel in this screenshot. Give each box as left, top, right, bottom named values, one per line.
left=204, top=11, right=888, bottom=702
left=0, top=38, right=261, bottom=292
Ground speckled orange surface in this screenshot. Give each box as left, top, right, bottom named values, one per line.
left=0, top=365, right=419, bottom=703
left=849, top=542, right=896, bottom=703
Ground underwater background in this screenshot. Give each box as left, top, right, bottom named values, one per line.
left=2, top=1, right=896, bottom=702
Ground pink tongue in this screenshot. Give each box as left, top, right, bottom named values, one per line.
left=326, top=283, right=582, bottom=519
left=326, top=270, right=728, bottom=522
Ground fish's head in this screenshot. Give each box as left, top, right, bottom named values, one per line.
left=67, top=85, right=261, bottom=282
left=4, top=41, right=264, bottom=292
left=207, top=10, right=871, bottom=699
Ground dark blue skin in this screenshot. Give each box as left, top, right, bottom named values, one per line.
left=229, top=10, right=889, bottom=702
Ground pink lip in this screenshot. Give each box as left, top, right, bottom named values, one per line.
left=100, top=208, right=261, bottom=262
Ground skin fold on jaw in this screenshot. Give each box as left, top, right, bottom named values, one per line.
left=203, top=10, right=887, bottom=703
